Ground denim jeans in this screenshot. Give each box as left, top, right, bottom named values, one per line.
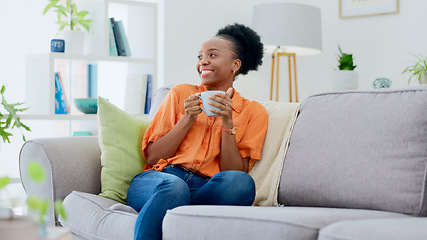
left=127, top=165, right=256, bottom=240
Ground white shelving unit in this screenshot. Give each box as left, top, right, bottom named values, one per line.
left=24, top=0, right=161, bottom=134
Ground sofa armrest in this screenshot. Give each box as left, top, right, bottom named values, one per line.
left=19, top=136, right=101, bottom=226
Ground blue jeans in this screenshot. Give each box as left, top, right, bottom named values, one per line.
left=127, top=165, right=256, bottom=240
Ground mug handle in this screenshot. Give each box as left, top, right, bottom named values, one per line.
left=196, top=95, right=205, bottom=113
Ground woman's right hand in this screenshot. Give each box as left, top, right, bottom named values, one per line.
left=184, top=93, right=202, bottom=121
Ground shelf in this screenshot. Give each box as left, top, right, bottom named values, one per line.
left=85, top=0, right=158, bottom=7
left=27, top=52, right=156, bottom=64
left=2, top=114, right=97, bottom=121
left=3, top=113, right=149, bottom=121
left=20, top=114, right=97, bottom=121
left=24, top=0, right=158, bottom=136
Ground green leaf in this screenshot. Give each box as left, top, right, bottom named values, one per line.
left=54, top=200, right=67, bottom=220
left=54, top=9, right=67, bottom=17
left=0, top=128, right=12, bottom=143
left=40, top=200, right=49, bottom=216
left=71, top=3, right=77, bottom=15
left=0, top=176, right=10, bottom=189
left=58, top=24, right=67, bottom=32
left=27, top=162, right=46, bottom=183
left=5, top=115, right=12, bottom=128
left=402, top=52, right=427, bottom=84
left=80, top=20, right=91, bottom=32
left=336, top=45, right=356, bottom=71
left=56, top=20, right=69, bottom=26
left=26, top=196, right=43, bottom=210
left=67, top=0, right=72, bottom=9
left=77, top=10, right=89, bottom=18
left=56, top=5, right=69, bottom=14
left=0, top=86, right=5, bottom=95
left=20, top=122, right=31, bottom=132
left=43, top=2, right=57, bottom=15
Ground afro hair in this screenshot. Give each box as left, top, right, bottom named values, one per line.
left=216, top=23, right=264, bottom=76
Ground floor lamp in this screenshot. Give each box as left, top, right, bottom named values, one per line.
left=252, top=3, right=322, bottom=102
left=271, top=51, right=297, bottom=102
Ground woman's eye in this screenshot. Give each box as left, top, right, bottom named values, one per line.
left=197, top=55, right=202, bottom=60
left=210, top=53, right=217, bottom=57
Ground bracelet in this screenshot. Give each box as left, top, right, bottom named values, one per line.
left=222, top=126, right=237, bottom=135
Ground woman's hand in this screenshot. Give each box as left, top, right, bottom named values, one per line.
left=184, top=93, right=202, bottom=122
left=209, top=87, right=234, bottom=125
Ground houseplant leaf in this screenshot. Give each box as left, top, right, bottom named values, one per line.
left=27, top=161, right=46, bottom=183
left=26, top=196, right=43, bottom=210
left=402, top=53, right=427, bottom=84
left=42, top=0, right=60, bottom=15
left=0, top=176, right=10, bottom=190
left=54, top=200, right=67, bottom=220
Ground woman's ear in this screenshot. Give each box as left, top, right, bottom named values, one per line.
left=232, top=59, right=241, bottom=74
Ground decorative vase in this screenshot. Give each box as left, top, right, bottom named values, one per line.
left=333, top=70, right=358, bottom=91
left=59, top=30, right=86, bottom=55
left=420, top=71, right=427, bottom=84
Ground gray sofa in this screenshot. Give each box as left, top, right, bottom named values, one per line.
left=20, top=85, right=427, bottom=240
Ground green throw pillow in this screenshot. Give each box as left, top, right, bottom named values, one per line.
left=97, top=96, right=150, bottom=204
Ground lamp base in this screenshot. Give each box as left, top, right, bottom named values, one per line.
left=270, top=51, right=298, bottom=102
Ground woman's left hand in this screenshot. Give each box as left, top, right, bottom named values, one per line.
left=208, top=87, right=234, bottom=124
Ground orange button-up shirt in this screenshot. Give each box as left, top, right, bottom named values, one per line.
left=142, top=84, right=268, bottom=177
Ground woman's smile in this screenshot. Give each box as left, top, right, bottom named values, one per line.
left=200, top=69, right=214, bottom=78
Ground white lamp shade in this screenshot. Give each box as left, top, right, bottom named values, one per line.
left=252, top=3, right=322, bottom=56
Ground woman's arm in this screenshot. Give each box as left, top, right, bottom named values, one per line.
left=145, top=94, right=202, bottom=166
left=220, top=120, right=250, bottom=172
left=209, top=88, right=249, bottom=172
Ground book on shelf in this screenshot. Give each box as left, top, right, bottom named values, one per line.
left=115, top=20, right=131, bottom=57
left=108, top=20, right=118, bottom=56
left=110, top=17, right=131, bottom=56
left=144, top=74, right=152, bottom=114
left=55, top=72, right=69, bottom=114
left=124, top=74, right=148, bottom=115
left=87, top=64, right=98, bottom=98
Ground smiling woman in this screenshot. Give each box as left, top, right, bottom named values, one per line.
left=126, top=23, right=268, bottom=240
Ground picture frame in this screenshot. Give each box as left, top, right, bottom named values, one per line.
left=339, top=0, right=399, bottom=19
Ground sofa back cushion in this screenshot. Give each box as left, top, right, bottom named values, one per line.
left=278, top=86, right=427, bottom=216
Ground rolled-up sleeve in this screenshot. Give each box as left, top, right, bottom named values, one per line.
left=142, top=88, right=179, bottom=159
left=237, top=102, right=268, bottom=170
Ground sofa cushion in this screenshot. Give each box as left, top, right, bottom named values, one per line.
left=279, top=86, right=427, bottom=216
left=162, top=205, right=407, bottom=240
left=60, top=191, right=136, bottom=240
left=97, top=96, right=150, bottom=204
left=318, top=218, right=427, bottom=240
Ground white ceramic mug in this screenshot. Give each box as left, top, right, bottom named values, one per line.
left=197, top=90, right=225, bottom=117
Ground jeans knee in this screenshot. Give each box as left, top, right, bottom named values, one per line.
left=214, top=171, right=256, bottom=205
left=127, top=171, right=190, bottom=210
left=160, top=176, right=191, bottom=203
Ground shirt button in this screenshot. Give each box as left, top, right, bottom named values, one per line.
left=195, top=160, right=201, bottom=164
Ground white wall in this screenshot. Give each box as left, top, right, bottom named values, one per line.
left=164, top=0, right=427, bottom=102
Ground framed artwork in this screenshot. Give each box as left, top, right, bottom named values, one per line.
left=339, top=0, right=399, bottom=18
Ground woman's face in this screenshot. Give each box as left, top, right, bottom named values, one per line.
left=197, top=37, right=240, bottom=89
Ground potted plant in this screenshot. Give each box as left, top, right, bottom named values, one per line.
left=333, top=45, right=358, bottom=91
left=43, top=0, right=93, bottom=54
left=0, top=85, right=31, bottom=145
left=0, top=162, right=67, bottom=239
left=0, top=85, right=34, bottom=238
left=402, top=53, right=427, bottom=85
